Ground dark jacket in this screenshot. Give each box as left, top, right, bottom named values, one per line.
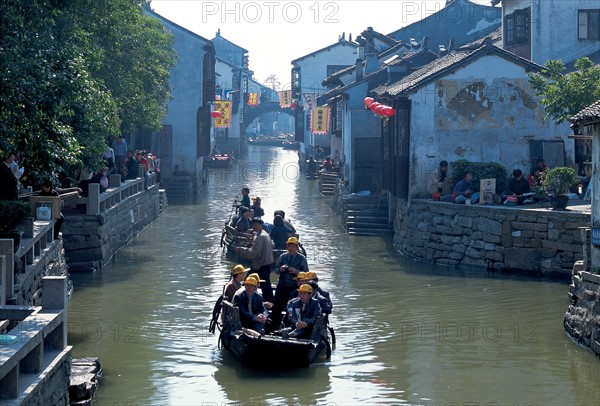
left=0, top=162, right=18, bottom=200
left=275, top=252, right=309, bottom=288
left=289, top=297, right=321, bottom=327
left=233, top=289, right=266, bottom=328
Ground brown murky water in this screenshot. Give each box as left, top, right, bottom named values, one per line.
left=68, top=146, right=600, bottom=405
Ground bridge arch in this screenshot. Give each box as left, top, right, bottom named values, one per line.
left=243, top=102, right=295, bottom=133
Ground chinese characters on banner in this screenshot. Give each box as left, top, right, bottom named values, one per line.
left=310, top=106, right=330, bottom=135
left=213, top=101, right=232, bottom=128
left=247, top=93, right=258, bottom=106
left=279, top=90, right=292, bottom=108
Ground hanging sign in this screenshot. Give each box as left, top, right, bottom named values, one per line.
left=279, top=90, right=292, bottom=108
left=213, top=101, right=232, bottom=128
left=248, top=93, right=258, bottom=106
left=310, top=106, right=330, bottom=135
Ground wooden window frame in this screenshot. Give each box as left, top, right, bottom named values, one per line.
left=578, top=9, right=600, bottom=40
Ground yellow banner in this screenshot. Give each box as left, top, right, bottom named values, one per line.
left=279, top=90, right=292, bottom=108
left=214, top=101, right=232, bottom=128
left=248, top=93, right=258, bottom=106
left=310, top=106, right=330, bottom=135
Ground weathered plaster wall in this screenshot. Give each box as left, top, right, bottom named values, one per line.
left=159, top=18, right=208, bottom=178
left=296, top=41, right=357, bottom=146
left=532, top=0, right=600, bottom=65
left=393, top=199, right=589, bottom=277
left=409, top=54, right=573, bottom=197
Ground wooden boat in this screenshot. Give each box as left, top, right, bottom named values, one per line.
left=247, top=136, right=285, bottom=146
left=206, top=153, right=234, bottom=168
left=282, top=140, right=300, bottom=150
left=217, top=300, right=331, bottom=367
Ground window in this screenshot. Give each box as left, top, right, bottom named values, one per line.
left=579, top=10, right=600, bottom=40
left=505, top=7, right=530, bottom=46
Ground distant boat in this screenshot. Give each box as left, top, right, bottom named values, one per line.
left=247, top=136, right=285, bottom=146
left=282, top=141, right=300, bottom=150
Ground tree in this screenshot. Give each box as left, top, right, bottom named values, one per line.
left=0, top=0, right=119, bottom=186
left=528, top=57, right=600, bottom=125
left=0, top=0, right=177, bottom=187
left=264, top=74, right=280, bottom=91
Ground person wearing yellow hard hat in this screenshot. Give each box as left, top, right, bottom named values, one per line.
left=271, top=236, right=309, bottom=330
left=281, top=284, right=321, bottom=339
left=232, top=273, right=268, bottom=334
left=223, top=264, right=249, bottom=302
left=235, top=218, right=274, bottom=303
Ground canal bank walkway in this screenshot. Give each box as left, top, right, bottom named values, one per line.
left=392, top=197, right=591, bottom=277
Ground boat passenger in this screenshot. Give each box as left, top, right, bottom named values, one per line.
left=233, top=276, right=267, bottom=334
left=240, top=187, right=251, bottom=210
left=282, top=284, right=321, bottom=339
left=235, top=207, right=252, bottom=233
left=250, top=196, right=265, bottom=218
left=223, top=264, right=249, bottom=302
left=235, top=218, right=274, bottom=302
left=274, top=210, right=296, bottom=234
left=306, top=280, right=332, bottom=315
left=304, top=271, right=332, bottom=308
left=269, top=215, right=292, bottom=250
left=272, top=237, right=309, bottom=328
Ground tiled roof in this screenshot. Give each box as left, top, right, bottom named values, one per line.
left=372, top=39, right=543, bottom=97
left=570, top=99, right=600, bottom=125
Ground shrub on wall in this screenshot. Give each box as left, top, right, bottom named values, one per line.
left=449, top=160, right=508, bottom=193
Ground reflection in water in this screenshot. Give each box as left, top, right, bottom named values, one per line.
left=67, top=147, right=600, bottom=405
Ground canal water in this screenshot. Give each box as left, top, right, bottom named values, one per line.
left=68, top=147, right=600, bottom=405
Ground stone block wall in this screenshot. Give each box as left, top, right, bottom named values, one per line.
left=393, top=199, right=590, bottom=277
left=62, top=187, right=160, bottom=271
left=565, top=265, right=600, bottom=357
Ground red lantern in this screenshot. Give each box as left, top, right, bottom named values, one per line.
left=369, top=102, right=380, bottom=111
left=364, top=97, right=374, bottom=108
left=374, top=105, right=386, bottom=115
left=290, top=102, right=297, bottom=109
left=211, top=111, right=222, bottom=119
left=381, top=106, right=395, bottom=117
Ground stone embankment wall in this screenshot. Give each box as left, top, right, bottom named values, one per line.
left=394, top=199, right=590, bottom=277
left=16, top=238, right=68, bottom=306
left=565, top=262, right=600, bottom=357
left=62, top=187, right=160, bottom=271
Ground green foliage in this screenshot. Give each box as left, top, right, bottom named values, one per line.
left=0, top=0, right=176, bottom=186
left=528, top=57, right=600, bottom=125
left=540, top=167, right=579, bottom=196
left=0, top=201, right=31, bottom=232
left=449, top=160, right=508, bottom=193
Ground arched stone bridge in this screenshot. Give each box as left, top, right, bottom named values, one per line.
left=243, top=101, right=295, bottom=132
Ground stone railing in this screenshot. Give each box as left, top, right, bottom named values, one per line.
left=0, top=276, right=72, bottom=404
left=1, top=220, right=56, bottom=306
left=80, top=168, right=157, bottom=215
left=394, top=199, right=590, bottom=277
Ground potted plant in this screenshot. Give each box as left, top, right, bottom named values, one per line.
left=540, top=167, right=580, bottom=210
left=0, top=200, right=30, bottom=252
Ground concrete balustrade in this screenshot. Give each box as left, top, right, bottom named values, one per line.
left=0, top=276, right=72, bottom=404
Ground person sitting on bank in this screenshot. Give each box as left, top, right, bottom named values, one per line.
left=281, top=284, right=321, bottom=339
left=528, top=158, right=548, bottom=187
left=427, top=160, right=449, bottom=199
left=232, top=275, right=268, bottom=334
left=223, top=264, right=248, bottom=302
left=452, top=171, right=480, bottom=204
left=505, top=169, right=532, bottom=205
left=321, top=156, right=334, bottom=172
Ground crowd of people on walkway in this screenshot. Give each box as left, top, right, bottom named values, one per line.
left=426, top=158, right=552, bottom=206
left=221, top=187, right=333, bottom=338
